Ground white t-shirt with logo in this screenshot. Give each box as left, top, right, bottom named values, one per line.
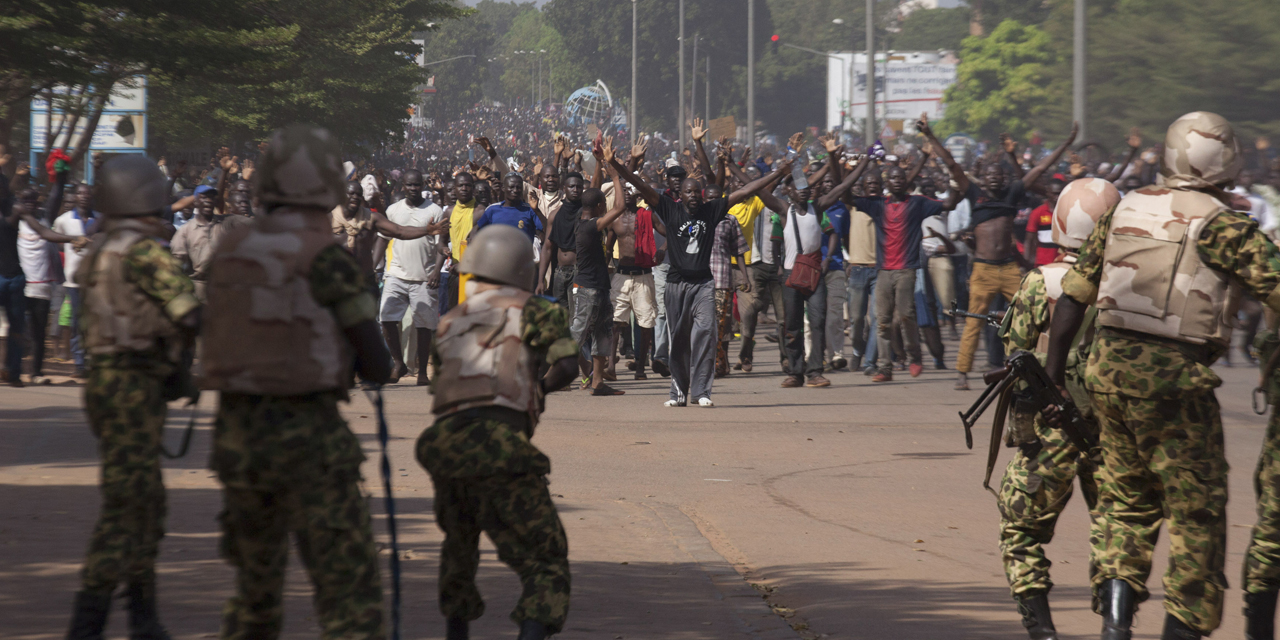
left=381, top=199, right=446, bottom=282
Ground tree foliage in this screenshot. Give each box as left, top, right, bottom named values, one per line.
left=937, top=19, right=1057, bottom=140
left=419, top=9, right=495, bottom=122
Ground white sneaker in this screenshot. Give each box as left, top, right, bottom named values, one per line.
left=31, top=375, right=51, bottom=385
left=697, top=397, right=714, bottom=407
left=663, top=399, right=686, bottom=407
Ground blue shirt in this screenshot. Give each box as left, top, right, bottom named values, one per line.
left=475, top=202, right=543, bottom=242
left=821, top=202, right=848, bottom=271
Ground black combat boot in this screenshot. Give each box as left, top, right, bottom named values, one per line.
left=1099, top=579, right=1137, bottom=640
left=66, top=590, right=111, bottom=640
left=1015, top=592, right=1059, bottom=640
left=125, top=582, right=171, bottom=640
left=447, top=617, right=469, bottom=640
left=1160, top=613, right=1201, bottom=640
left=1247, top=590, right=1279, bottom=640
left=516, top=619, right=550, bottom=640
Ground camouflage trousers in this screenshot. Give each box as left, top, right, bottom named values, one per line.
left=1245, top=411, right=1280, bottom=593
left=213, top=393, right=384, bottom=640
left=80, top=366, right=168, bottom=595
left=998, top=418, right=1101, bottom=597
left=715, top=289, right=733, bottom=377
left=1090, top=391, right=1228, bottom=633
left=430, top=473, right=570, bottom=633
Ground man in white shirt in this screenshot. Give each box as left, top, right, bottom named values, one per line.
left=379, top=170, right=447, bottom=385
left=52, top=183, right=98, bottom=377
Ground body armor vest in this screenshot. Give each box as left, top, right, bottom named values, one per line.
left=1034, top=258, right=1073, bottom=354
left=1095, top=186, right=1236, bottom=346
left=432, top=286, right=542, bottom=421
left=77, top=221, right=180, bottom=355
left=201, top=208, right=350, bottom=395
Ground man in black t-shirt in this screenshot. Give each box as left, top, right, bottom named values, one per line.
left=572, top=146, right=629, bottom=396
left=608, top=127, right=791, bottom=407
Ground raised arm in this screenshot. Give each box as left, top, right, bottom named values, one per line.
left=691, top=119, right=716, bottom=181
left=917, top=113, right=969, bottom=196
left=608, top=156, right=661, bottom=209
left=1024, top=122, right=1079, bottom=187
left=728, top=158, right=794, bottom=208
left=999, top=133, right=1025, bottom=181
left=905, top=147, right=931, bottom=187
left=1105, top=128, right=1142, bottom=182
left=596, top=149, right=628, bottom=232
left=815, top=153, right=871, bottom=211
left=627, top=141, right=647, bottom=173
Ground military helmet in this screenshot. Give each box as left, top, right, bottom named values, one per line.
left=459, top=225, right=537, bottom=291
left=1160, top=111, right=1242, bottom=189
left=255, top=124, right=345, bottom=210
left=96, top=155, right=169, bottom=218
left=1052, top=177, right=1121, bottom=250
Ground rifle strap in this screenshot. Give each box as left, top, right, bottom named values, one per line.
left=365, top=386, right=402, bottom=640
left=983, top=383, right=1014, bottom=498
left=160, top=399, right=199, bottom=459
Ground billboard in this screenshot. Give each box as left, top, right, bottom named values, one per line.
left=30, top=76, right=148, bottom=152
left=826, top=52, right=957, bottom=132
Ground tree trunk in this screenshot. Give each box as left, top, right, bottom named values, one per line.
left=69, top=91, right=110, bottom=166
left=969, top=0, right=984, bottom=37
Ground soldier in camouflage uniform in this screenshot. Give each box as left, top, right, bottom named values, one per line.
left=996, top=178, right=1120, bottom=640
left=1246, top=325, right=1280, bottom=639
left=67, top=155, right=202, bottom=640
left=1046, top=112, right=1280, bottom=640
left=418, top=224, right=580, bottom=640
left=201, top=125, right=395, bottom=639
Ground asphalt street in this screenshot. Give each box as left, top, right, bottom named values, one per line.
left=1, top=332, right=1270, bottom=639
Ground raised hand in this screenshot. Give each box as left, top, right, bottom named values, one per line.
left=1127, top=127, right=1142, bottom=150
left=602, top=136, right=615, bottom=164
left=553, top=135, right=567, bottom=156
left=228, top=156, right=241, bottom=175
left=218, top=148, right=234, bottom=171
left=820, top=133, right=840, bottom=154
left=690, top=118, right=707, bottom=142
left=787, top=131, right=805, bottom=151
left=630, top=141, right=647, bottom=161
left=241, top=159, right=255, bottom=181
left=916, top=112, right=933, bottom=137
left=475, top=136, right=494, bottom=155
left=1000, top=133, right=1016, bottom=155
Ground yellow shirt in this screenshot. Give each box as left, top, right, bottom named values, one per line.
left=450, top=200, right=478, bottom=301
left=728, top=196, right=765, bottom=264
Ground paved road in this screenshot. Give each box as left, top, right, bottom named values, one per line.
left=1, top=334, right=1270, bottom=639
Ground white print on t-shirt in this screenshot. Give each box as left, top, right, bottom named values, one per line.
left=681, top=219, right=706, bottom=254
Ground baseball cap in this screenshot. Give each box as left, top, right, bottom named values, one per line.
left=194, top=185, right=217, bottom=197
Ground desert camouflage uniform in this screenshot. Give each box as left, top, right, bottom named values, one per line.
left=714, top=288, right=734, bottom=377
left=418, top=293, right=578, bottom=633
left=79, top=233, right=198, bottom=596
left=996, top=266, right=1101, bottom=599
left=1062, top=203, right=1280, bottom=632
left=210, top=245, right=385, bottom=640
left=1246, top=330, right=1280, bottom=594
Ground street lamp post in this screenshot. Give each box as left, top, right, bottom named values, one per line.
left=631, top=0, right=638, bottom=144
left=678, top=0, right=685, bottom=150
left=1073, top=0, right=1086, bottom=140
left=866, top=0, right=875, bottom=142
left=705, top=56, right=710, bottom=123
left=831, top=19, right=855, bottom=133
left=747, top=0, right=754, bottom=145
left=691, top=33, right=699, bottom=122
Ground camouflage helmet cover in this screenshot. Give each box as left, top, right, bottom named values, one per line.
left=255, top=124, right=345, bottom=209
left=1052, top=177, right=1121, bottom=250
left=96, top=154, right=169, bottom=218
left=1159, top=111, right=1242, bottom=189
left=459, top=225, right=536, bottom=291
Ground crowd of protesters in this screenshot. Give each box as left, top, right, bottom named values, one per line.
left=2, top=104, right=1279, bottom=396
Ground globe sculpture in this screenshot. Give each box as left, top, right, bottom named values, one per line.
left=564, top=80, right=614, bottom=126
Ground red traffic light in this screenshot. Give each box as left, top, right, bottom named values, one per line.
left=771, top=34, right=780, bottom=42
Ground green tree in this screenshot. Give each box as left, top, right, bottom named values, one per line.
left=938, top=19, right=1057, bottom=140
left=893, top=7, right=970, bottom=52
left=419, top=10, right=495, bottom=122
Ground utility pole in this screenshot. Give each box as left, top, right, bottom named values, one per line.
left=631, top=0, right=638, bottom=144
left=706, top=56, right=710, bottom=122
left=678, top=0, right=685, bottom=150
left=1073, top=0, right=1086, bottom=140
left=537, top=53, right=542, bottom=108
left=747, top=0, right=755, bottom=145
left=691, top=33, right=699, bottom=122
left=865, top=0, right=875, bottom=143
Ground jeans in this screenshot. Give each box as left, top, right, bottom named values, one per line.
left=664, top=278, right=716, bottom=402
left=957, top=261, right=1022, bottom=373
left=68, top=287, right=85, bottom=369
left=653, top=263, right=670, bottom=365
left=782, top=271, right=827, bottom=378
left=738, top=262, right=786, bottom=364
left=0, top=273, right=26, bottom=378
left=824, top=269, right=848, bottom=361
left=846, top=265, right=878, bottom=366
left=875, top=269, right=921, bottom=372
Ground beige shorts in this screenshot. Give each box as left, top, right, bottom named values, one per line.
left=610, top=271, right=657, bottom=328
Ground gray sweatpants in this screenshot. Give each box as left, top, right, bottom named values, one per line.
left=664, top=278, right=716, bottom=403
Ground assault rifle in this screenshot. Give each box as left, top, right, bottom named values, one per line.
left=948, top=301, right=1004, bottom=327
left=958, top=351, right=1098, bottom=487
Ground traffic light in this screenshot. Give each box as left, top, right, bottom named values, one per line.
left=771, top=34, right=779, bottom=55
